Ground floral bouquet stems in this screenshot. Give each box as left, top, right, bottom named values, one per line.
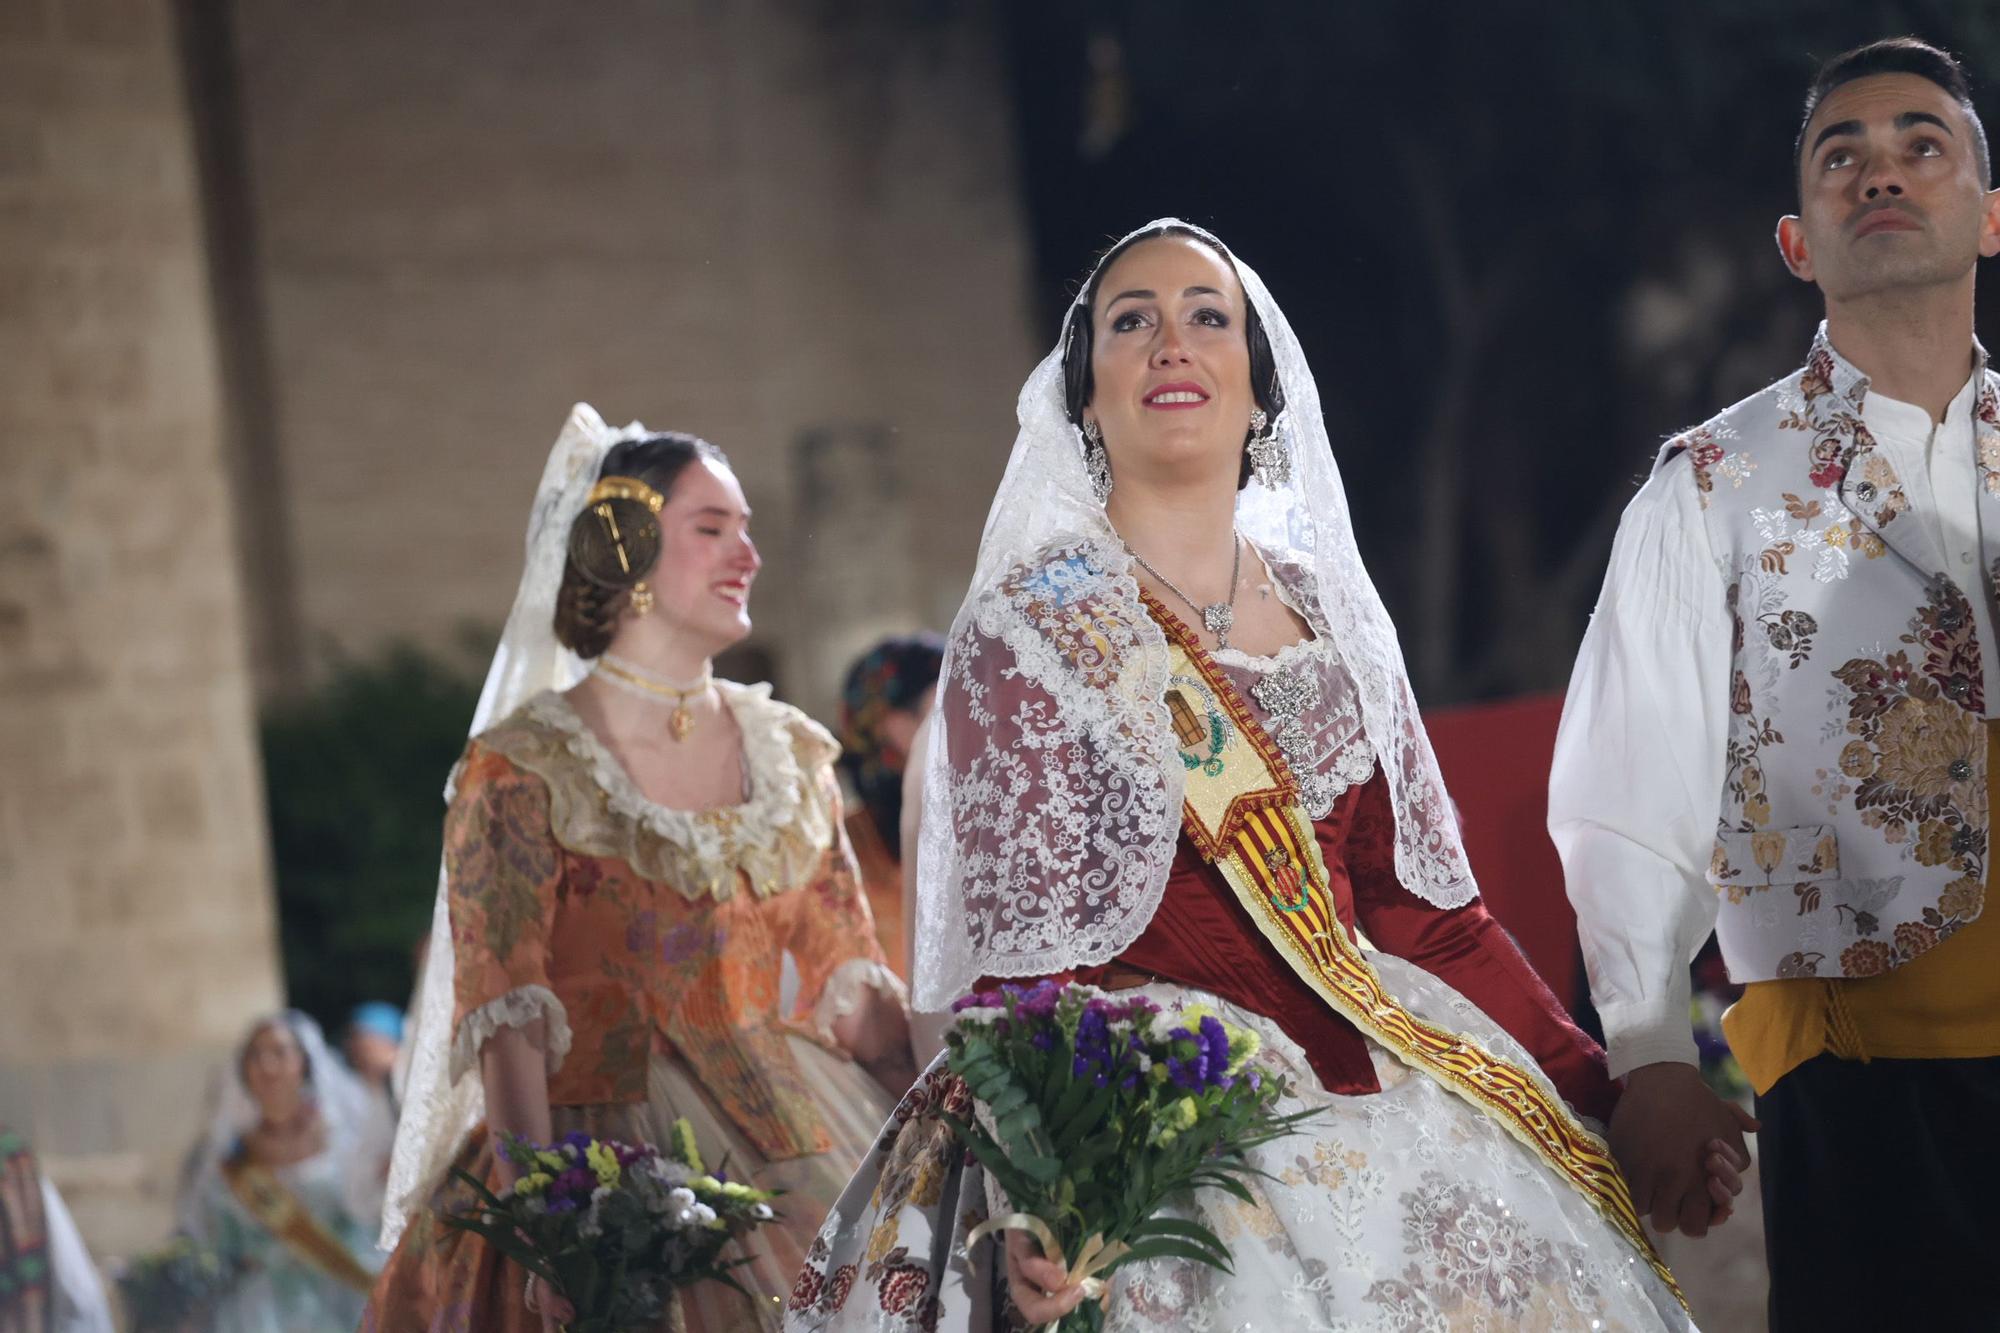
left=114, top=1234, right=244, bottom=1333
left=444, top=1119, right=779, bottom=1333
left=943, top=980, right=1315, bottom=1331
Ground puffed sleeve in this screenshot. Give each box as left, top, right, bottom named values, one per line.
left=1549, top=453, right=1730, bottom=1078
left=1347, top=772, right=1620, bottom=1123
left=444, top=742, right=571, bottom=1081
left=789, top=766, right=910, bottom=1044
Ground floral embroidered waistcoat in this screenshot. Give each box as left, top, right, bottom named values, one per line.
left=1666, top=326, right=1998, bottom=982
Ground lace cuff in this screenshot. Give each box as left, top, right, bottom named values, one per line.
left=449, top=985, right=574, bottom=1083
left=809, top=958, right=909, bottom=1046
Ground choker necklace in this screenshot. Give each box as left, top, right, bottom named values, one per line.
left=1127, top=532, right=1243, bottom=649
left=594, top=653, right=713, bottom=742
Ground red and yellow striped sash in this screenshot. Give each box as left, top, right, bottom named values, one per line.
left=1146, top=593, right=1683, bottom=1306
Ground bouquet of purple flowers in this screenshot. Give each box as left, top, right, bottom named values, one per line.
left=944, top=980, right=1314, bottom=1330
left=114, top=1234, right=244, bottom=1333
left=444, top=1121, right=778, bottom=1332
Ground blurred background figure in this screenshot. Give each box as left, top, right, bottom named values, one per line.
left=0, top=1127, right=115, bottom=1333
left=835, top=634, right=945, bottom=977
left=177, top=1013, right=390, bottom=1332
left=341, top=1003, right=405, bottom=1123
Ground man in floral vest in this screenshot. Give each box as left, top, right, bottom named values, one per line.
left=1551, top=37, right=2000, bottom=1331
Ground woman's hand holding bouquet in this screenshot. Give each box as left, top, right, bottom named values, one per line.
left=943, top=980, right=1313, bottom=1331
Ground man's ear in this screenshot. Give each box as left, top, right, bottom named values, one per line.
left=1776, top=215, right=1814, bottom=282
left=1978, top=188, right=2000, bottom=260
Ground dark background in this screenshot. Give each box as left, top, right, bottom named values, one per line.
left=1001, top=0, right=2000, bottom=701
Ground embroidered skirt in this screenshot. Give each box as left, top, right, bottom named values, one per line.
left=365, top=1037, right=894, bottom=1333
left=785, top=958, right=1695, bottom=1332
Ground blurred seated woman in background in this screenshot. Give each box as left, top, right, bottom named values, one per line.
left=369, top=407, right=912, bottom=1333
left=180, top=1011, right=391, bottom=1332
left=836, top=634, right=944, bottom=977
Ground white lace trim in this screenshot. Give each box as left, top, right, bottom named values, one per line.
left=448, top=984, right=574, bottom=1084
left=1211, top=632, right=1331, bottom=672
left=808, top=958, right=910, bottom=1046
left=525, top=681, right=833, bottom=882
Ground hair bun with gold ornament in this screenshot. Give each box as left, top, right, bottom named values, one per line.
left=566, top=475, right=666, bottom=589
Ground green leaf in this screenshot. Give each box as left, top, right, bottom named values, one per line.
left=1106, top=1237, right=1234, bottom=1274
left=1127, top=1215, right=1229, bottom=1256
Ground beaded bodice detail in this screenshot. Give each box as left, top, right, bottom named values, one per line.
left=1213, top=635, right=1376, bottom=819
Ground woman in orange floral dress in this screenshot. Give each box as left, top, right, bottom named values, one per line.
left=367, top=406, right=912, bottom=1333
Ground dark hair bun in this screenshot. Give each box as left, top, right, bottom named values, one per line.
left=566, top=492, right=661, bottom=591
left=550, top=431, right=731, bottom=659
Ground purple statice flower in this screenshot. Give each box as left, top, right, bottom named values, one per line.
left=1198, top=1015, right=1234, bottom=1089
left=1031, top=1029, right=1055, bottom=1051
left=546, top=1195, right=579, bottom=1214
left=554, top=1167, right=594, bottom=1200
left=559, top=1131, right=594, bottom=1155
left=1094, top=994, right=1161, bottom=1025
left=952, top=987, right=1006, bottom=1013
left=1014, top=979, right=1062, bottom=1019
left=1072, top=1007, right=1116, bottom=1088
left=1164, top=1017, right=1234, bottom=1091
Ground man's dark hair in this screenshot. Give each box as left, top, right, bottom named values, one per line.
left=1795, top=38, right=1991, bottom=194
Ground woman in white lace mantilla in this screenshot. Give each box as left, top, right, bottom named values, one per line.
left=784, top=223, right=1720, bottom=1331
left=179, top=1011, right=392, bottom=1332
left=367, top=412, right=912, bottom=1333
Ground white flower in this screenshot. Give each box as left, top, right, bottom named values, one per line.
left=562, top=1143, right=580, bottom=1161
left=691, top=1203, right=717, bottom=1226
left=667, top=1187, right=696, bottom=1209
left=673, top=1208, right=698, bottom=1227
left=592, top=1186, right=612, bottom=1206
left=750, top=1203, right=774, bottom=1221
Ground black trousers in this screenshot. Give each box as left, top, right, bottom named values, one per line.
left=1756, top=1053, right=2000, bottom=1332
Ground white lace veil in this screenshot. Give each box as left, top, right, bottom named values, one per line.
left=179, top=1010, right=393, bottom=1236
left=380, top=403, right=650, bottom=1248
left=910, top=219, right=1476, bottom=1012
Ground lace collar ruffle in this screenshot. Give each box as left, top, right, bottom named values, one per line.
left=478, top=683, right=840, bottom=902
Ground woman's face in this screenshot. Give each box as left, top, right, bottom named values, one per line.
left=241, top=1021, right=306, bottom=1116
left=636, top=457, right=762, bottom=650
left=1085, top=235, right=1255, bottom=493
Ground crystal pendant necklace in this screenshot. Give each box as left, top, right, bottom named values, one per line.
left=593, top=653, right=713, bottom=741
left=1127, top=533, right=1243, bottom=649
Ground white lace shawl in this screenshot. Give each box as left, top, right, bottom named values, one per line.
left=381, top=404, right=648, bottom=1249
left=910, top=219, right=1477, bottom=1012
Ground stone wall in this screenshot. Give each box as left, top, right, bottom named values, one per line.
left=230, top=0, right=1041, bottom=722
left=0, top=0, right=283, bottom=1256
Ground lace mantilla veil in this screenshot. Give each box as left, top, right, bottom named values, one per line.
left=380, top=403, right=650, bottom=1248
left=910, top=218, right=1476, bottom=1013
left=181, top=1010, right=392, bottom=1234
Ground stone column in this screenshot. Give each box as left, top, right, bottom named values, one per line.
left=0, top=0, right=283, bottom=1257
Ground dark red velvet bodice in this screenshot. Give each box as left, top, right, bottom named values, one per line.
left=1068, top=770, right=1618, bottom=1122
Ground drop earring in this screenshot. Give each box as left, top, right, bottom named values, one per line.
left=1081, top=417, right=1113, bottom=505
left=628, top=581, right=655, bottom=617
left=1246, top=408, right=1292, bottom=489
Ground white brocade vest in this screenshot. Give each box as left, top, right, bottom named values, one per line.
left=1666, top=326, right=2000, bottom=982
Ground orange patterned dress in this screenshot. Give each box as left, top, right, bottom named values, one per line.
left=365, top=684, right=904, bottom=1333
